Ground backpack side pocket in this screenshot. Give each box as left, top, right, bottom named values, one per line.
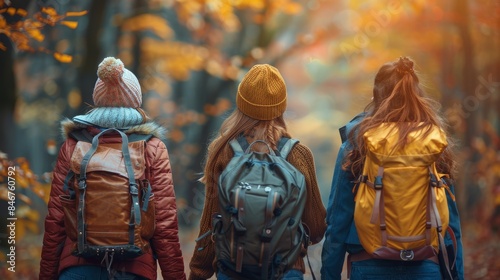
left=59, top=194, right=77, bottom=242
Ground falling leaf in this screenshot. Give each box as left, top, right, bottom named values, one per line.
left=54, top=52, right=73, bottom=63
left=65, top=11, right=88, bottom=17
left=26, top=29, right=45, bottom=41
left=5, top=6, right=16, bottom=15
left=16, top=8, right=27, bottom=16
left=41, top=7, right=57, bottom=17
left=60, top=20, right=78, bottom=29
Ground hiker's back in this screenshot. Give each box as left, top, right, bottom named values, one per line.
left=60, top=128, right=155, bottom=262
left=354, top=123, right=449, bottom=262
left=213, top=137, right=308, bottom=280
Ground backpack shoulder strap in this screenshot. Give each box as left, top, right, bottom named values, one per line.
left=229, top=138, right=245, bottom=156
left=277, top=137, right=299, bottom=159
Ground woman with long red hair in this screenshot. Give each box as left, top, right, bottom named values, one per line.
left=321, top=57, right=464, bottom=280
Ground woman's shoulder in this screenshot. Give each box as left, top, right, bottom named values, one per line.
left=286, top=141, right=315, bottom=165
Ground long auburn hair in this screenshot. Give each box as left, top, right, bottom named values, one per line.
left=200, top=109, right=290, bottom=186
left=345, top=57, right=456, bottom=178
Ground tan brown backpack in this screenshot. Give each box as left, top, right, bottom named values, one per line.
left=60, top=128, right=155, bottom=263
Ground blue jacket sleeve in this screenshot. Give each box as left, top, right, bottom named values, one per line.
left=443, top=179, right=464, bottom=280
left=321, top=142, right=356, bottom=280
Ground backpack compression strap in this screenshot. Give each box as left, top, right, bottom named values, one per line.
left=76, top=128, right=141, bottom=253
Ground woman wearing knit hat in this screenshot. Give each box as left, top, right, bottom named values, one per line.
left=39, top=57, right=186, bottom=279
left=189, top=64, right=327, bottom=280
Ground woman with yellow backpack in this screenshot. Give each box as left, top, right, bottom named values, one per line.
left=321, top=57, right=464, bottom=280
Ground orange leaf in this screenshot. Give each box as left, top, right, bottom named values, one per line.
left=0, top=43, right=5, bottom=51
left=16, top=8, right=27, bottom=17
left=27, top=29, right=45, bottom=41
left=41, top=7, right=57, bottom=16
left=54, top=52, right=72, bottom=63
left=65, top=11, right=88, bottom=17
left=6, top=6, right=15, bottom=15
left=60, top=21, right=78, bottom=29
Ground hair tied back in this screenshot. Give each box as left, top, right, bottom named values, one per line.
left=396, top=56, right=414, bottom=75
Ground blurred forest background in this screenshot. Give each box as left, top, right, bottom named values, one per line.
left=0, top=0, right=499, bottom=279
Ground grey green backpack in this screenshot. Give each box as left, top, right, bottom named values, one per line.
left=211, top=136, right=308, bottom=280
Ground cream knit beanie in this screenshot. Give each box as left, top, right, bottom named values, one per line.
left=72, top=57, right=144, bottom=129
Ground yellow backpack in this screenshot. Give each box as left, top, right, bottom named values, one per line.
left=354, top=123, right=449, bottom=262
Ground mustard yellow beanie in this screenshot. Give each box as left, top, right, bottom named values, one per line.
left=236, top=64, right=287, bottom=120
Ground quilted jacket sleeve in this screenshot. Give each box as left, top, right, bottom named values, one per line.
left=39, top=139, right=74, bottom=280
left=147, top=138, right=186, bottom=280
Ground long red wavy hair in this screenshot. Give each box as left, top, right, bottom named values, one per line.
left=345, top=57, right=457, bottom=178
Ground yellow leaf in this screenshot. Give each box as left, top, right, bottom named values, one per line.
left=27, top=29, right=45, bottom=42
left=16, top=8, right=27, bottom=17
left=41, top=7, right=57, bottom=16
left=54, top=52, right=72, bottom=63
left=6, top=6, right=15, bottom=15
left=65, top=10, right=88, bottom=17
left=60, top=21, right=78, bottom=29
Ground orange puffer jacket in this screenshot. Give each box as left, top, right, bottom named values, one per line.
left=39, top=120, right=186, bottom=280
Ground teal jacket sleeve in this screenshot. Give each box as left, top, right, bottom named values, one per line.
left=320, top=142, right=355, bottom=280
left=321, top=113, right=365, bottom=280
left=443, top=178, right=464, bottom=280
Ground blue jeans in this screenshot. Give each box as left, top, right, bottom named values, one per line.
left=217, top=269, right=304, bottom=280
left=59, top=265, right=146, bottom=280
left=350, top=259, right=442, bottom=280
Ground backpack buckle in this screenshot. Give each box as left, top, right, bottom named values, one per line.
left=129, top=183, right=139, bottom=195
left=400, top=250, right=415, bottom=261
left=78, top=179, right=87, bottom=190
left=261, top=228, right=272, bottom=242
left=374, top=176, right=383, bottom=190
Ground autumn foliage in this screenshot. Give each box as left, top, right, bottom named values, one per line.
left=0, top=1, right=86, bottom=62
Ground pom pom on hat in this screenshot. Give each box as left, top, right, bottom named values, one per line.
left=236, top=64, right=287, bottom=120
left=97, top=57, right=125, bottom=83
left=92, top=57, right=142, bottom=108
